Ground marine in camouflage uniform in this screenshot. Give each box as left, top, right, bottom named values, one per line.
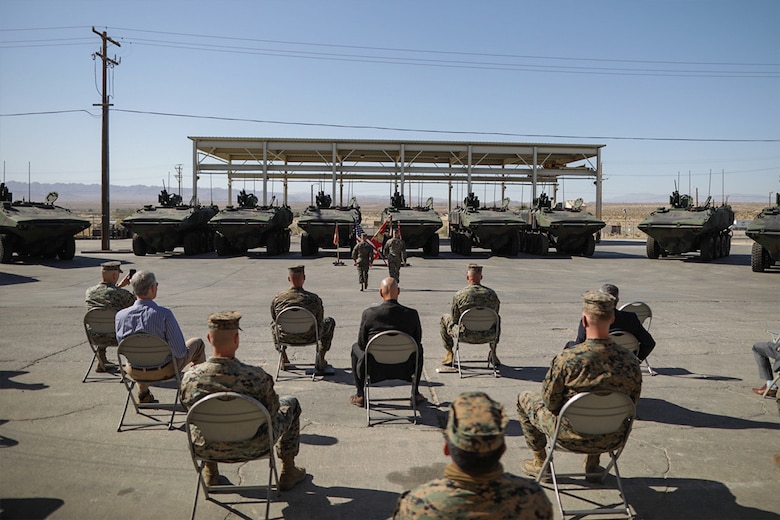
left=352, top=235, right=375, bottom=290
left=270, top=265, right=335, bottom=367
left=393, top=391, right=552, bottom=520
left=517, top=291, right=642, bottom=480
left=180, top=311, right=306, bottom=491
left=440, top=264, right=501, bottom=365
left=383, top=230, right=406, bottom=283
left=84, top=261, right=134, bottom=371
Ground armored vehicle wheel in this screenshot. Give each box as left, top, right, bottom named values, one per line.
left=58, top=237, right=76, bottom=260
left=267, top=232, right=279, bottom=255
left=751, top=242, right=769, bottom=272
left=449, top=232, right=459, bottom=254
left=132, top=234, right=148, bottom=256
left=538, top=234, right=549, bottom=256
left=300, top=233, right=314, bottom=256
left=424, top=233, right=440, bottom=256
left=183, top=232, right=199, bottom=256
left=700, top=236, right=714, bottom=261
left=461, top=234, right=472, bottom=256
left=0, top=235, right=13, bottom=263
left=281, top=230, right=291, bottom=253
left=725, top=234, right=731, bottom=256
left=646, top=236, right=660, bottom=259
left=508, top=231, right=520, bottom=256
left=583, top=234, right=596, bottom=257
left=214, top=235, right=231, bottom=256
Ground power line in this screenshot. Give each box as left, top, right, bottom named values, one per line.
left=2, top=107, right=779, bottom=143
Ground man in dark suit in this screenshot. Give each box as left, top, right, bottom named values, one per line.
left=349, top=277, right=424, bottom=407
left=565, top=284, right=656, bottom=361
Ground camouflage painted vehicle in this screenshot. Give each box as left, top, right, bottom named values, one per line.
left=449, top=193, right=528, bottom=256
left=208, top=190, right=293, bottom=256
left=638, top=190, right=734, bottom=261
left=380, top=192, right=442, bottom=256
left=120, top=189, right=219, bottom=256
left=746, top=193, right=780, bottom=272
left=297, top=191, right=361, bottom=256
left=516, top=194, right=605, bottom=256
left=0, top=183, right=90, bottom=263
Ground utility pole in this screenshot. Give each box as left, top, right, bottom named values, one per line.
left=92, top=27, right=120, bottom=251
left=174, top=163, right=183, bottom=196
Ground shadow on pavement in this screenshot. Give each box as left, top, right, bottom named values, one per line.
left=637, top=397, right=780, bottom=430
left=0, top=498, right=64, bottom=520
left=0, top=371, right=49, bottom=391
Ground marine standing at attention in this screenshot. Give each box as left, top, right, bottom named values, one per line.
left=85, top=261, right=135, bottom=372
left=383, top=228, right=407, bottom=283
left=393, top=391, right=553, bottom=519
left=440, top=264, right=501, bottom=367
left=352, top=233, right=375, bottom=291
left=270, top=265, right=336, bottom=373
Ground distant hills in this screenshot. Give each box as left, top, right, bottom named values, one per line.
left=1, top=181, right=769, bottom=208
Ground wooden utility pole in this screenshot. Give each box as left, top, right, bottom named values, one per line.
left=92, top=27, right=120, bottom=251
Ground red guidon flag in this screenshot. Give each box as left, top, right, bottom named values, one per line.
left=333, top=224, right=339, bottom=246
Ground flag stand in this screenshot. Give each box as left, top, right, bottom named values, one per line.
left=332, top=223, right=344, bottom=266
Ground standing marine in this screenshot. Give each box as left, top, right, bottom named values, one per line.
left=383, top=228, right=407, bottom=283
left=352, top=234, right=375, bottom=291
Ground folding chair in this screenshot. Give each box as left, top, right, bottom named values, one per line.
left=764, top=329, right=780, bottom=398
left=364, top=330, right=420, bottom=427
left=273, top=306, right=320, bottom=382
left=186, top=392, right=279, bottom=520
left=454, top=307, right=500, bottom=378
left=609, top=330, right=640, bottom=357
left=619, top=301, right=657, bottom=375
left=82, top=307, right=119, bottom=382
left=117, top=333, right=182, bottom=431
left=537, top=391, right=637, bottom=519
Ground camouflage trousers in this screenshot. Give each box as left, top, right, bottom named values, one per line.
left=439, top=314, right=500, bottom=352
left=517, top=391, right=626, bottom=455
left=387, top=259, right=402, bottom=282
left=190, top=395, right=301, bottom=463
left=357, top=266, right=370, bottom=286
left=272, top=317, right=336, bottom=353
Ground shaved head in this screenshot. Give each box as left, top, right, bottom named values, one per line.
left=379, top=277, right=400, bottom=300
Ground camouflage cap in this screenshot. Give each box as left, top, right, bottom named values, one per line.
left=582, top=290, right=616, bottom=317
left=288, top=265, right=305, bottom=275
left=207, top=311, right=243, bottom=330
left=101, top=261, right=123, bottom=272
left=599, top=283, right=619, bottom=300
left=445, top=391, right=507, bottom=453
left=467, top=264, right=483, bottom=274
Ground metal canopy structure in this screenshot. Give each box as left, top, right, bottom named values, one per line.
left=189, top=137, right=605, bottom=216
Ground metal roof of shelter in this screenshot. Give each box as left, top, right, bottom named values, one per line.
left=189, top=137, right=605, bottom=214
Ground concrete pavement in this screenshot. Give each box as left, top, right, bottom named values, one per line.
left=0, top=237, right=778, bottom=519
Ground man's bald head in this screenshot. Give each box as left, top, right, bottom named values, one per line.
left=379, top=277, right=400, bottom=301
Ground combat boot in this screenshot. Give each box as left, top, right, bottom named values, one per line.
left=522, top=452, right=551, bottom=483
left=96, top=348, right=117, bottom=373
left=280, top=350, right=291, bottom=370
left=441, top=350, right=453, bottom=366
left=202, top=461, right=219, bottom=486
left=315, top=351, right=327, bottom=372
left=584, top=453, right=606, bottom=483
left=279, top=457, right=306, bottom=491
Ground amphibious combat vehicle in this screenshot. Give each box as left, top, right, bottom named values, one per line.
left=209, top=190, right=293, bottom=256
left=638, top=190, right=734, bottom=261
left=0, top=183, right=90, bottom=263
left=120, top=189, right=218, bottom=256
left=746, top=193, right=780, bottom=272
left=297, top=191, right=361, bottom=256
left=449, top=193, right=528, bottom=256
left=380, top=192, right=442, bottom=256
left=516, top=193, right=605, bottom=256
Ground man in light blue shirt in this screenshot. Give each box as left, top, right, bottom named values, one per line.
left=116, top=270, right=206, bottom=403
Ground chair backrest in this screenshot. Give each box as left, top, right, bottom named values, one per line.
left=458, top=307, right=498, bottom=333
left=186, top=392, right=270, bottom=443
left=768, top=330, right=780, bottom=347
left=117, top=333, right=172, bottom=368
left=609, top=330, right=640, bottom=356
left=560, top=391, right=635, bottom=435
left=619, top=301, right=652, bottom=329
left=365, top=330, right=418, bottom=365
left=84, top=307, right=119, bottom=341
left=275, top=306, right=317, bottom=335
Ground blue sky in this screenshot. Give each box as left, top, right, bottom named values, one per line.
left=1, top=0, right=778, bottom=204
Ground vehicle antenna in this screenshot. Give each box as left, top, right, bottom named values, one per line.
left=28, top=161, right=31, bottom=201
left=708, top=169, right=712, bottom=199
